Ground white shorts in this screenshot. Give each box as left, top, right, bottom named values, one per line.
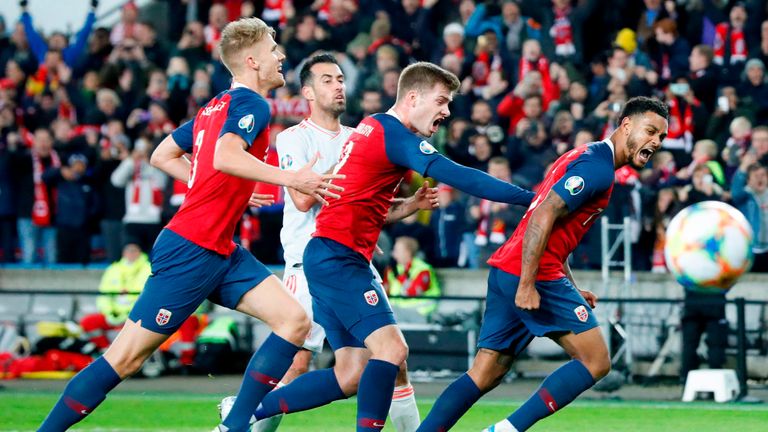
left=283, top=265, right=325, bottom=352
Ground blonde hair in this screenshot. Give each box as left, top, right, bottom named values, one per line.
left=693, top=139, right=718, bottom=159
left=218, top=17, right=275, bottom=75
left=396, top=62, right=460, bottom=102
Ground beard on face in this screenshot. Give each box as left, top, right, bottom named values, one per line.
left=625, top=134, right=645, bottom=169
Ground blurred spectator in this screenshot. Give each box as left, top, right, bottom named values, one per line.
left=388, top=211, right=435, bottom=264
left=677, top=163, right=724, bottom=208
left=174, top=21, right=208, bottom=72
left=110, top=137, right=168, bottom=253
left=649, top=18, right=691, bottom=86
left=662, top=75, right=708, bottom=167
left=521, top=0, right=599, bottom=66
left=712, top=2, right=749, bottom=86
left=458, top=99, right=505, bottom=164
left=467, top=157, right=525, bottom=266
left=688, top=44, right=718, bottom=111
left=0, top=107, right=16, bottom=262
left=508, top=117, right=556, bottom=189
left=731, top=153, right=768, bottom=272
left=284, top=13, right=328, bottom=68
left=429, top=184, right=467, bottom=268
left=635, top=0, right=668, bottom=44
left=94, top=119, right=129, bottom=263
left=385, top=236, right=441, bottom=320
left=110, top=1, right=139, bottom=46
left=721, top=115, right=753, bottom=176
left=752, top=125, right=768, bottom=166
left=753, top=19, right=768, bottom=67
left=10, top=128, right=59, bottom=265
left=20, top=0, right=97, bottom=69
left=45, top=152, right=94, bottom=264
left=738, top=58, right=768, bottom=125
left=430, top=22, right=466, bottom=64
left=649, top=187, right=678, bottom=272
left=135, top=21, right=169, bottom=70
left=80, top=242, right=149, bottom=350
left=204, top=4, right=228, bottom=53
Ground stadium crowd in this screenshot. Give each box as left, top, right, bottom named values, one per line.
left=1, top=0, right=768, bottom=274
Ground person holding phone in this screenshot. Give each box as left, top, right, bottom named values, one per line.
left=676, top=164, right=724, bottom=207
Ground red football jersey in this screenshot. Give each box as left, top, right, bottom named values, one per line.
left=166, top=86, right=271, bottom=256
left=488, top=141, right=616, bottom=280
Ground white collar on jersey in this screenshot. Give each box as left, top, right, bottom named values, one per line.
left=386, top=108, right=403, bottom=123
left=602, top=137, right=616, bottom=166
left=231, top=81, right=250, bottom=90
left=304, top=118, right=342, bottom=134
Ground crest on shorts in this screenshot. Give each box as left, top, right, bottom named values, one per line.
left=156, top=308, right=172, bottom=326
left=574, top=305, right=589, bottom=323
left=364, top=290, right=379, bottom=306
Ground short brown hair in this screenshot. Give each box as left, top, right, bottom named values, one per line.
left=219, top=17, right=275, bottom=75
left=396, top=62, right=461, bottom=102
left=693, top=44, right=714, bottom=65
left=654, top=18, right=678, bottom=37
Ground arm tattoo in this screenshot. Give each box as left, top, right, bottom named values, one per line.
left=385, top=198, right=412, bottom=223
left=519, top=191, right=568, bottom=283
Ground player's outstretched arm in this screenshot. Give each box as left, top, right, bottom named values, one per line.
left=150, top=134, right=192, bottom=182
left=214, top=134, right=344, bottom=204
left=424, top=155, right=534, bottom=206
left=516, top=191, right=569, bottom=311
left=385, top=182, right=439, bottom=223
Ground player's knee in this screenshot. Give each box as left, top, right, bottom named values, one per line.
left=384, top=340, right=409, bottom=366
left=277, top=308, right=311, bottom=342
left=585, top=355, right=611, bottom=380
left=335, top=365, right=363, bottom=396
left=109, top=354, right=146, bottom=378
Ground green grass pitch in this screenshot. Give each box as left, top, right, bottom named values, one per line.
left=3, top=392, right=768, bottom=431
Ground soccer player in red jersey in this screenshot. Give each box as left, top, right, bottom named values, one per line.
left=417, top=96, right=669, bottom=431
left=38, top=18, right=342, bottom=432
left=250, top=62, right=534, bottom=431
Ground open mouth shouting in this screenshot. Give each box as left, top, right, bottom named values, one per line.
left=430, top=116, right=446, bottom=134
left=637, top=147, right=655, bottom=166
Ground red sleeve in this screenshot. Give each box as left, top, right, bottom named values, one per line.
left=405, top=270, right=432, bottom=296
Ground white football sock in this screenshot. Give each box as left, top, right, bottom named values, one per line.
left=389, top=384, right=420, bottom=432
left=483, top=419, right=519, bottom=432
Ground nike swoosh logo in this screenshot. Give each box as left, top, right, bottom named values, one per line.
left=548, top=401, right=556, bottom=411
left=80, top=409, right=90, bottom=415
left=373, top=422, right=385, bottom=427
left=268, top=380, right=279, bottom=386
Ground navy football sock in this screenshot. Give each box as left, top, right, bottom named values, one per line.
left=508, top=359, right=595, bottom=431
left=356, top=359, right=399, bottom=431
left=417, top=373, right=482, bottom=431
left=255, top=368, right=346, bottom=419
left=38, top=356, right=122, bottom=431
left=222, top=333, right=299, bottom=431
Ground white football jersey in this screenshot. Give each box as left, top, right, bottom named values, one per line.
left=277, top=119, right=354, bottom=266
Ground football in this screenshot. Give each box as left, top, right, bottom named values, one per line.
left=664, top=201, right=753, bottom=293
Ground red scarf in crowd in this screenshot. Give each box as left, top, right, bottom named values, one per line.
left=131, top=161, right=163, bottom=208
left=550, top=6, right=575, bottom=57
left=667, top=97, right=694, bottom=139
left=518, top=56, right=550, bottom=84
left=474, top=199, right=507, bottom=246
left=714, top=23, right=747, bottom=65
left=31, top=149, right=61, bottom=227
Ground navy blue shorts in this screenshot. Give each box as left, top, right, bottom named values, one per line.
left=478, top=267, right=599, bottom=355
left=303, top=237, right=396, bottom=351
left=129, top=229, right=272, bottom=334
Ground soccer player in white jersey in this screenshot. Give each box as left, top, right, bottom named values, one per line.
left=220, top=53, right=433, bottom=432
